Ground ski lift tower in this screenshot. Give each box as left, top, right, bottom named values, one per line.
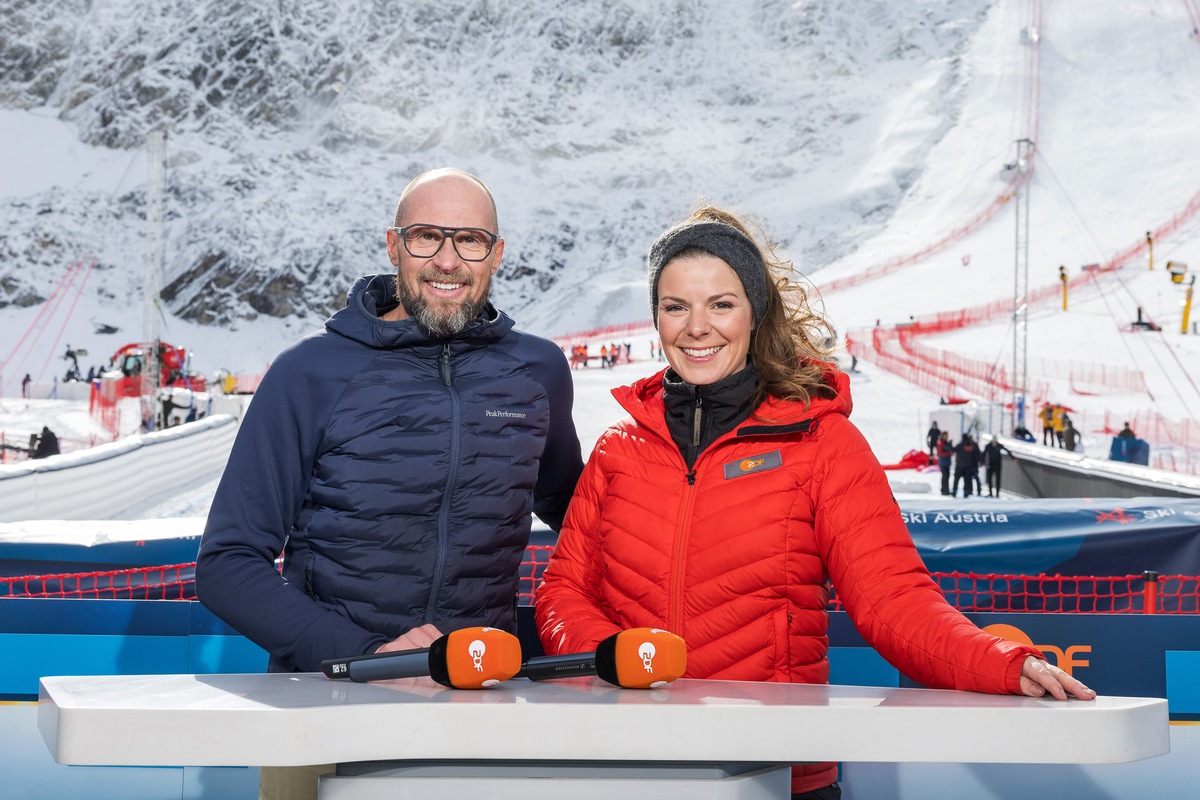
left=1011, top=138, right=1034, bottom=431
left=141, top=129, right=165, bottom=431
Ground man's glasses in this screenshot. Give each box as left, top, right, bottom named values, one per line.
left=390, top=224, right=499, bottom=262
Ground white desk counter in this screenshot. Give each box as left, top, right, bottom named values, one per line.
left=39, top=673, right=1168, bottom=768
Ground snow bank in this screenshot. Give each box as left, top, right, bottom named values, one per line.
left=0, top=415, right=236, bottom=522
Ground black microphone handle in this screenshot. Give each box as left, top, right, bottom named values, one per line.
left=520, top=652, right=598, bottom=681
left=345, top=647, right=432, bottom=682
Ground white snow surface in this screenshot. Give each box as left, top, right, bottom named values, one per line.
left=2, top=0, right=1200, bottom=518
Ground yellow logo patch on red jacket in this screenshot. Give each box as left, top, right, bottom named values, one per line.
left=723, top=450, right=783, bottom=479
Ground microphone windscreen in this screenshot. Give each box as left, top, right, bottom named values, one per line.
left=428, top=627, right=523, bottom=689
left=594, top=628, right=687, bottom=688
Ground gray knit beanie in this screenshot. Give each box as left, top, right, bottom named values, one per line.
left=647, top=220, right=768, bottom=327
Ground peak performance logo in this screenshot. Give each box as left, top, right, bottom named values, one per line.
left=984, top=623, right=1091, bottom=676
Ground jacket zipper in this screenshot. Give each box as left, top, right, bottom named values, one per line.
left=427, top=342, right=458, bottom=624
left=440, top=341, right=452, bottom=386
left=669, top=396, right=703, bottom=631
left=667, top=412, right=817, bottom=634
left=669, top=469, right=698, bottom=634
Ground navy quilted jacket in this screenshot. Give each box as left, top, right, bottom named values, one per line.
left=196, top=275, right=583, bottom=672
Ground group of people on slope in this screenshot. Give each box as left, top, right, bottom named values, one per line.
left=927, top=422, right=1012, bottom=498
left=1038, top=402, right=1081, bottom=451
left=195, top=168, right=1095, bottom=800
left=568, top=341, right=631, bottom=368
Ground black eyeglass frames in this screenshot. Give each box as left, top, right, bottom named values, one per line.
left=389, top=224, right=499, bottom=262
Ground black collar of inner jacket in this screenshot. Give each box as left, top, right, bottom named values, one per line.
left=662, top=362, right=759, bottom=468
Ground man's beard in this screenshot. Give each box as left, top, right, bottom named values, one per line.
left=396, top=268, right=490, bottom=338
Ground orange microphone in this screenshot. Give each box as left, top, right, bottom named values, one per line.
left=520, top=628, right=687, bottom=689
left=321, top=627, right=522, bottom=688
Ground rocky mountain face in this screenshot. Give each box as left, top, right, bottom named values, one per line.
left=1, top=0, right=990, bottom=335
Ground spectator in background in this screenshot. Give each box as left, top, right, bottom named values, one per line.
left=983, top=438, right=1013, bottom=497
left=32, top=426, right=60, bottom=459
left=952, top=433, right=981, bottom=498
left=1051, top=404, right=1066, bottom=448
left=1063, top=416, right=1080, bottom=452
left=22, top=373, right=32, bottom=398
left=1117, top=421, right=1136, bottom=439
left=937, top=430, right=954, bottom=495
left=1039, top=403, right=1054, bottom=445
left=926, top=420, right=941, bottom=458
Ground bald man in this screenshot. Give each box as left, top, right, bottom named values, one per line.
left=197, top=168, right=583, bottom=799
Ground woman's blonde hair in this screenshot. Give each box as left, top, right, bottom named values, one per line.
left=675, top=205, right=837, bottom=409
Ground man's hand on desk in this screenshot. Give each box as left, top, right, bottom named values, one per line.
left=1019, top=655, right=1097, bottom=701
left=375, top=623, right=444, bottom=653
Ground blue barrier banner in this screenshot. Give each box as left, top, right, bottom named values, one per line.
left=1109, top=436, right=1150, bottom=465
left=899, top=497, right=1200, bottom=577
left=3, top=500, right=1197, bottom=605
left=0, top=521, right=203, bottom=578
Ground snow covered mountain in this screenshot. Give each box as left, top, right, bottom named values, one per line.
left=2, top=0, right=994, bottom=336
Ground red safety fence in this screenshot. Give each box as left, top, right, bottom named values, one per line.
left=847, top=326, right=1052, bottom=406
left=2, top=563, right=196, bottom=601
left=847, top=323, right=1200, bottom=474
left=551, top=319, right=655, bottom=348
left=88, top=381, right=122, bottom=441
left=828, top=571, right=1197, bottom=614
left=3, top=551, right=1195, bottom=614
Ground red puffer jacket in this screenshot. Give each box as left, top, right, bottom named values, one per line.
left=537, top=367, right=1041, bottom=794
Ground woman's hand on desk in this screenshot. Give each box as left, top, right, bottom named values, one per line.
left=1019, top=655, right=1097, bottom=700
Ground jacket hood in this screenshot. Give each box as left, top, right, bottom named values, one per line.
left=325, top=274, right=514, bottom=349
left=614, top=361, right=854, bottom=437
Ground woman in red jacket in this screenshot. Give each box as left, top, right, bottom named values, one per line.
left=535, top=206, right=1095, bottom=800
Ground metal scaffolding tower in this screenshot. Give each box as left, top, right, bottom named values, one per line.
left=141, top=130, right=165, bottom=430
left=1012, top=138, right=1034, bottom=429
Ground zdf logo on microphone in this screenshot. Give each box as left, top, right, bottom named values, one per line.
left=468, top=639, right=487, bottom=672
left=467, top=627, right=501, bottom=673
left=639, top=641, right=657, bottom=673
